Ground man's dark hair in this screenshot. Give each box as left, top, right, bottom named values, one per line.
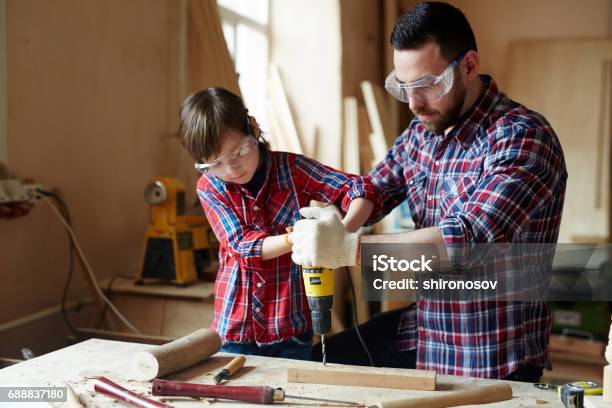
left=391, top=2, right=477, bottom=62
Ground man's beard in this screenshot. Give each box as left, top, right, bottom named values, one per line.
left=414, top=75, right=466, bottom=134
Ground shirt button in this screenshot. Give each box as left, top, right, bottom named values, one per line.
left=435, top=160, right=440, bottom=166
left=228, top=253, right=233, bottom=258
left=409, top=180, right=414, bottom=185
left=255, top=307, right=261, bottom=312
left=256, top=282, right=263, bottom=288
left=253, top=206, right=260, bottom=211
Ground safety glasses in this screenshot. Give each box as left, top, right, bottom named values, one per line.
left=385, top=52, right=466, bottom=104
left=194, top=137, right=258, bottom=177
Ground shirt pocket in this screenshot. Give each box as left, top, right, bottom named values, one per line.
left=405, top=169, right=428, bottom=224
left=264, top=190, right=298, bottom=233
left=440, top=176, right=478, bottom=217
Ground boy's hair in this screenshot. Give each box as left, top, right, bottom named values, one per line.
left=391, top=2, right=477, bottom=62
left=180, top=87, right=255, bottom=162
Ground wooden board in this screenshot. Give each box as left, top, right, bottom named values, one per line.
left=0, top=339, right=563, bottom=407
left=186, top=0, right=240, bottom=96
left=361, top=81, right=391, bottom=155
left=506, top=39, right=612, bottom=243
left=287, top=364, right=436, bottom=391
left=268, top=64, right=303, bottom=154
left=343, top=97, right=360, bottom=174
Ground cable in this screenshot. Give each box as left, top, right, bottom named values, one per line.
left=43, top=191, right=77, bottom=335
left=95, top=274, right=134, bottom=329
left=346, top=268, right=374, bottom=367
left=40, top=194, right=140, bottom=334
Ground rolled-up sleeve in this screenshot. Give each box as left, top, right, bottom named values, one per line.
left=363, top=129, right=413, bottom=224
left=294, top=155, right=382, bottom=216
left=440, top=125, right=566, bottom=244
left=198, top=188, right=267, bottom=272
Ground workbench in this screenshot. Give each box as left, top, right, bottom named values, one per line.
left=0, top=339, right=562, bottom=407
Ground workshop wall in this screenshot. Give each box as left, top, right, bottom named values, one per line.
left=0, top=0, right=188, bottom=355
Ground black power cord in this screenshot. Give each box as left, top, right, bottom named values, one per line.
left=95, top=274, right=134, bottom=329
left=38, top=189, right=78, bottom=335
left=346, top=268, right=375, bottom=366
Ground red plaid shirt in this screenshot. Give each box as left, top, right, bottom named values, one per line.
left=198, top=149, right=381, bottom=344
left=364, top=76, right=567, bottom=378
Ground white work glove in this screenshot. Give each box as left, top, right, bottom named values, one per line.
left=290, top=206, right=359, bottom=269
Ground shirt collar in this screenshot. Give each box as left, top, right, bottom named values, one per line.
left=448, top=75, right=501, bottom=150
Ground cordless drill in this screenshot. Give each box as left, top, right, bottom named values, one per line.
left=302, top=266, right=334, bottom=365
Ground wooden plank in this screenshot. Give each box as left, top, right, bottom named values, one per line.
left=287, top=365, right=436, bottom=391
left=361, top=81, right=391, bottom=153
left=343, top=97, right=360, bottom=174
left=187, top=0, right=240, bottom=95
left=268, top=64, right=303, bottom=154
left=357, top=105, right=376, bottom=172
left=98, top=277, right=214, bottom=301
left=75, top=328, right=174, bottom=345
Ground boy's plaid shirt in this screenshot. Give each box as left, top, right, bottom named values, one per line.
left=364, top=76, right=567, bottom=378
left=198, top=150, right=381, bottom=345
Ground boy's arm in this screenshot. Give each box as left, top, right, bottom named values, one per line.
left=261, top=234, right=291, bottom=261
left=199, top=186, right=293, bottom=264
left=342, top=197, right=374, bottom=233
left=293, top=155, right=382, bottom=220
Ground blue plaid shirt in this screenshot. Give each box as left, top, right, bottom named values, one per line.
left=364, top=76, right=567, bottom=378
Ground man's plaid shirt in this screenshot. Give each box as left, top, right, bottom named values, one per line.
left=364, top=76, right=567, bottom=378
left=198, top=149, right=381, bottom=345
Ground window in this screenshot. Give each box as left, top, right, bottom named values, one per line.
left=217, top=0, right=269, bottom=130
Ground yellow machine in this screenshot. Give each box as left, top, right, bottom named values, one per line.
left=136, top=177, right=215, bottom=286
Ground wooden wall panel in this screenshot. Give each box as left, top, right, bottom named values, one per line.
left=507, top=39, right=612, bottom=242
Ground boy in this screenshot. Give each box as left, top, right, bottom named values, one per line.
left=179, top=87, right=380, bottom=359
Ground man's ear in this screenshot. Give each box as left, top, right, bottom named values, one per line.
left=462, top=50, right=480, bottom=80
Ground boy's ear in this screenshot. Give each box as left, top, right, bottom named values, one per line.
left=247, top=115, right=261, bottom=138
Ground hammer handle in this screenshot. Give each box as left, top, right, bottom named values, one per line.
left=152, top=379, right=276, bottom=404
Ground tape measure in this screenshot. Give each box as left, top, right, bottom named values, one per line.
left=535, top=381, right=603, bottom=408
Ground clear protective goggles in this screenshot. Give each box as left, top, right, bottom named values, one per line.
left=194, top=136, right=258, bottom=177
left=385, top=52, right=466, bottom=104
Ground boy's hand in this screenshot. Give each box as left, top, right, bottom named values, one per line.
left=290, top=206, right=359, bottom=268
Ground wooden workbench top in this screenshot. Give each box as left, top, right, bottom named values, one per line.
left=0, top=339, right=562, bottom=407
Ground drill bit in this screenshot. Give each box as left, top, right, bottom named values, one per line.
left=321, top=334, right=327, bottom=365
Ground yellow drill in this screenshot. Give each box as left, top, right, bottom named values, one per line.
left=302, top=266, right=334, bottom=365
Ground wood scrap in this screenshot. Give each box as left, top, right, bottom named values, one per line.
left=287, top=365, right=436, bottom=391
left=130, top=328, right=221, bottom=381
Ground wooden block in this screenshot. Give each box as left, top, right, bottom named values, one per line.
left=287, top=364, right=436, bottom=391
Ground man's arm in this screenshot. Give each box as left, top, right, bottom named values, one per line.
left=361, top=226, right=444, bottom=245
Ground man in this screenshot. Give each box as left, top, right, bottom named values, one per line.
left=290, top=2, right=567, bottom=381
